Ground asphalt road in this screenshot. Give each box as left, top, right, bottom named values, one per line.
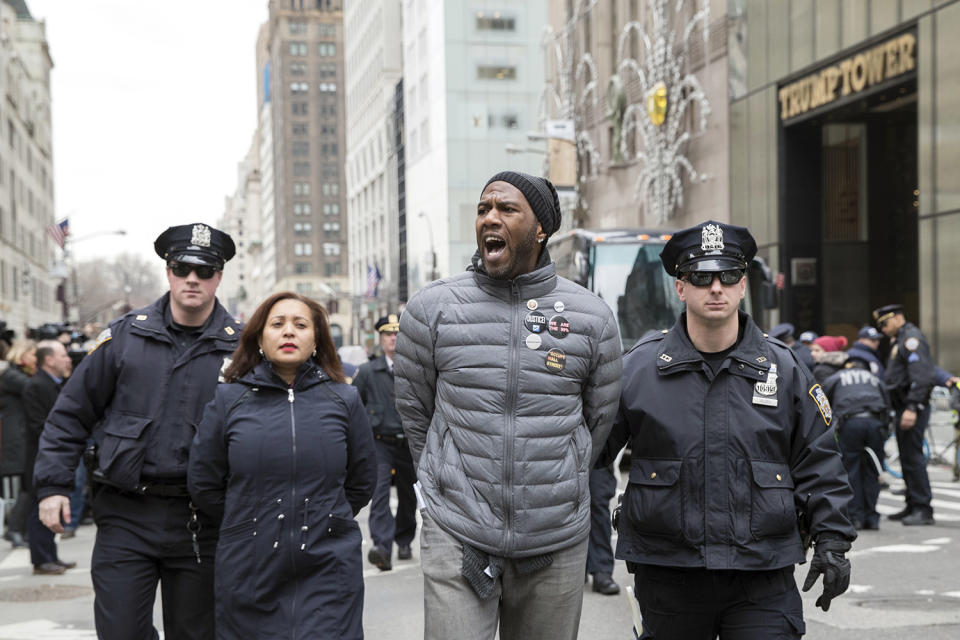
left=1, top=416, right=958, bottom=639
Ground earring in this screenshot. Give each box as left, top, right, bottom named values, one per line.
left=537, top=237, right=545, bottom=244
left=312, top=348, right=317, bottom=357
left=258, top=348, right=264, bottom=358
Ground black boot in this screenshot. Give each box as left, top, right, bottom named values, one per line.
left=591, top=573, right=620, bottom=595
left=887, top=506, right=912, bottom=521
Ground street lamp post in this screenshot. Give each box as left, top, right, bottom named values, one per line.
left=417, top=212, right=438, bottom=282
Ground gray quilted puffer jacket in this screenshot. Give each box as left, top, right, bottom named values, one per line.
left=395, top=257, right=622, bottom=558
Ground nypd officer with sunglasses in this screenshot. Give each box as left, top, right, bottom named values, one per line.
left=33, top=223, right=241, bottom=639
left=598, top=220, right=856, bottom=639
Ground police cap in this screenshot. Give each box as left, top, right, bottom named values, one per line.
left=858, top=325, right=882, bottom=340
left=659, top=220, right=757, bottom=277
left=154, top=223, right=236, bottom=269
left=375, top=314, right=399, bottom=333
left=798, top=331, right=818, bottom=344
left=769, top=322, right=794, bottom=341
left=872, top=304, right=903, bottom=328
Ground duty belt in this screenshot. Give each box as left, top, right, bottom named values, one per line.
left=92, top=470, right=190, bottom=498
left=845, top=410, right=885, bottom=420
left=374, top=432, right=406, bottom=445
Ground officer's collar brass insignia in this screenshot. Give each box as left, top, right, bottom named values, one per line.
left=224, top=326, right=235, bottom=336
left=701, top=224, right=724, bottom=252
left=659, top=353, right=673, bottom=363
left=756, top=356, right=767, bottom=363
left=136, top=314, right=148, bottom=321
left=191, top=224, right=212, bottom=247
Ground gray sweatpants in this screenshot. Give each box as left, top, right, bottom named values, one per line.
left=420, top=510, right=588, bottom=640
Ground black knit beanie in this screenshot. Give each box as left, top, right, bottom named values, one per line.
left=483, top=171, right=562, bottom=238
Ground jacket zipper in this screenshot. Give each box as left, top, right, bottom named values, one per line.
left=502, top=283, right=521, bottom=556
left=287, top=386, right=299, bottom=639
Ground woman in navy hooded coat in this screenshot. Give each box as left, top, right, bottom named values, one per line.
left=189, top=292, right=377, bottom=639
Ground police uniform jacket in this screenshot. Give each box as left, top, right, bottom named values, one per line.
left=33, top=293, right=241, bottom=498
left=394, top=251, right=623, bottom=558
left=822, top=365, right=889, bottom=421
left=847, top=342, right=885, bottom=379
left=600, top=312, right=855, bottom=571
left=884, top=322, right=935, bottom=411
left=353, top=355, right=402, bottom=437
left=188, top=359, right=376, bottom=639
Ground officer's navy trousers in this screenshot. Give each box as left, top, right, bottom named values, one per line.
left=91, top=487, right=218, bottom=640
left=586, top=464, right=616, bottom=576
left=632, top=565, right=804, bottom=640
left=838, top=415, right=885, bottom=527
left=894, top=405, right=933, bottom=512
left=27, top=498, right=57, bottom=566
left=368, top=437, right=417, bottom=556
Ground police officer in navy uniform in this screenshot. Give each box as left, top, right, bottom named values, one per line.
left=822, top=354, right=890, bottom=531
left=600, top=221, right=856, bottom=639
left=33, top=223, right=241, bottom=639
left=873, top=303, right=936, bottom=526
left=586, top=463, right=620, bottom=595
left=848, top=325, right=885, bottom=379
left=354, top=313, right=417, bottom=571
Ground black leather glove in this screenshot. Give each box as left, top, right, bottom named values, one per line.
left=801, top=534, right=851, bottom=612
left=611, top=493, right=623, bottom=532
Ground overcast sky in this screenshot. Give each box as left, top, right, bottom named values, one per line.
left=27, top=0, right=269, bottom=266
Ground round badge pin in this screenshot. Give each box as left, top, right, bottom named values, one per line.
left=554, top=301, right=565, bottom=313
left=545, top=348, right=566, bottom=373
left=525, top=333, right=542, bottom=350
left=526, top=299, right=538, bottom=310
left=548, top=315, right=570, bottom=339
left=524, top=312, right=548, bottom=334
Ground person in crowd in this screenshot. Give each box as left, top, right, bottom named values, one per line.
left=799, top=330, right=818, bottom=345
left=770, top=322, right=815, bottom=371
left=874, top=303, right=936, bottom=525
left=822, top=353, right=890, bottom=531
left=848, top=326, right=885, bottom=378
left=809, top=335, right=849, bottom=383
left=586, top=464, right=620, bottom=595
left=354, top=313, right=417, bottom=571
left=22, top=340, right=75, bottom=574
left=189, top=292, right=376, bottom=639
left=1, top=339, right=36, bottom=549
left=395, top=170, right=623, bottom=640
left=33, top=223, right=240, bottom=639
left=599, top=220, right=855, bottom=639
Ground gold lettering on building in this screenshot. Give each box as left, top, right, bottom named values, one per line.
left=779, top=32, right=916, bottom=121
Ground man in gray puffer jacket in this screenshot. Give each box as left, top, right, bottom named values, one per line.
left=395, top=171, right=622, bottom=640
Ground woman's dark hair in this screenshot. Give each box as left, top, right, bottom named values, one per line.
left=223, top=291, right=345, bottom=384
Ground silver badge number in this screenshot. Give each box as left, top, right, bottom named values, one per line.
left=753, top=363, right=778, bottom=406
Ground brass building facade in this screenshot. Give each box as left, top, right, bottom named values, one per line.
left=730, top=0, right=960, bottom=370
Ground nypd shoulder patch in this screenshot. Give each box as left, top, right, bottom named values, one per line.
left=88, top=328, right=113, bottom=354
left=809, top=384, right=832, bottom=426
left=904, top=336, right=920, bottom=352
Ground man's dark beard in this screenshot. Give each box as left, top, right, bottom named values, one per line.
left=486, top=224, right=540, bottom=280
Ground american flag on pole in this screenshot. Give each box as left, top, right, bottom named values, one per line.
left=365, top=263, right=382, bottom=298
left=47, top=218, right=69, bottom=249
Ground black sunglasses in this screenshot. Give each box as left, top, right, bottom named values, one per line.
left=168, top=262, right=219, bottom=280
left=683, top=270, right=744, bottom=287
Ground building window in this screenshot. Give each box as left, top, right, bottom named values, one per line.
left=476, top=12, right=515, bottom=31
left=292, top=102, right=308, bottom=115
left=322, top=203, right=340, bottom=216
left=293, top=162, right=311, bottom=176
left=321, top=182, right=339, bottom=196
left=290, top=82, right=309, bottom=94
left=294, top=242, right=313, bottom=256
left=293, top=123, right=308, bottom=136
left=319, top=63, right=336, bottom=79
left=294, top=262, right=312, bottom=273
left=296, top=282, right=312, bottom=293
left=318, top=43, right=336, bottom=57
left=324, top=262, right=341, bottom=276
left=293, top=203, right=312, bottom=216
left=477, top=65, right=516, bottom=80
left=289, top=21, right=307, bottom=34
left=294, top=222, right=312, bottom=234
left=323, top=221, right=340, bottom=233
left=323, top=242, right=341, bottom=256
left=289, top=42, right=308, bottom=56
left=292, top=141, right=310, bottom=156
left=318, top=82, right=337, bottom=93
left=290, top=62, right=307, bottom=76
left=294, top=182, right=311, bottom=195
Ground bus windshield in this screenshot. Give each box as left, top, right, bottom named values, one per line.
left=590, top=242, right=683, bottom=350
